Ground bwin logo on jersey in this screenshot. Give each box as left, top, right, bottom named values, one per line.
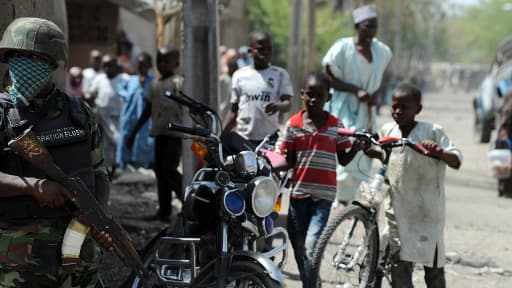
left=246, top=92, right=271, bottom=102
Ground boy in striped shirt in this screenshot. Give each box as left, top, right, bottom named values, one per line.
left=279, top=72, right=364, bottom=287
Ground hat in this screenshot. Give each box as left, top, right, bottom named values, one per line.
left=352, top=4, right=377, bottom=24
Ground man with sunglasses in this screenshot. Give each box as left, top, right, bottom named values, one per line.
left=0, top=17, right=112, bottom=287
left=322, top=4, right=392, bottom=207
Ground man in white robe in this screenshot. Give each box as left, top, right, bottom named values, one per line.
left=322, top=4, right=392, bottom=204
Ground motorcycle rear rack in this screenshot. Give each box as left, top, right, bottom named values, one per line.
left=154, top=236, right=201, bottom=286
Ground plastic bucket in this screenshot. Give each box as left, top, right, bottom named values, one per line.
left=488, top=149, right=512, bottom=179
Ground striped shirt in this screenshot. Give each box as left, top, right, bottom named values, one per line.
left=280, top=110, right=351, bottom=201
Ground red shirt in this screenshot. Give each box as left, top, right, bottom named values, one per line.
left=280, top=110, right=351, bottom=201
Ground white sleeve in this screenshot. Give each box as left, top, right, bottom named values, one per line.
left=230, top=71, right=241, bottom=104
left=322, top=39, right=345, bottom=78
left=434, top=124, right=463, bottom=165
left=279, top=69, right=294, bottom=97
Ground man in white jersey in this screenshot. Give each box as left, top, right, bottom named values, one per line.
left=222, top=30, right=293, bottom=145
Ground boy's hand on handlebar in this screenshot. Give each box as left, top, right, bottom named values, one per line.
left=352, top=139, right=369, bottom=152
left=421, top=140, right=443, bottom=156
left=421, top=139, right=461, bottom=169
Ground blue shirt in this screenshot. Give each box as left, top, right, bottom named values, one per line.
left=116, top=73, right=154, bottom=169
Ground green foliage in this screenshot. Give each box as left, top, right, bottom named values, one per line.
left=376, top=0, right=447, bottom=61
left=244, top=0, right=350, bottom=69
left=314, top=6, right=351, bottom=69
left=245, top=0, right=291, bottom=67
left=447, top=0, right=512, bottom=63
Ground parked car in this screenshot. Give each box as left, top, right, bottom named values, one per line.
left=473, top=74, right=496, bottom=143
left=473, top=35, right=512, bottom=143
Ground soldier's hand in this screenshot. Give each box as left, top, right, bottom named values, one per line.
left=92, top=228, right=114, bottom=252
left=31, top=179, right=74, bottom=208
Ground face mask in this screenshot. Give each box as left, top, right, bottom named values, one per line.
left=8, top=56, right=53, bottom=107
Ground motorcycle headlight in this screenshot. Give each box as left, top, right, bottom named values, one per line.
left=250, top=176, right=278, bottom=217
left=223, top=189, right=245, bottom=216
left=262, top=215, right=274, bottom=235
left=235, top=151, right=258, bottom=178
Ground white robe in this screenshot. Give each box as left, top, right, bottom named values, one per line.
left=382, top=121, right=463, bottom=267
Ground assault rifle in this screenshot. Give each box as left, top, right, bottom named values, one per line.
left=8, top=127, right=149, bottom=283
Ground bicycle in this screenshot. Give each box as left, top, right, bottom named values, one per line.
left=310, top=128, right=441, bottom=288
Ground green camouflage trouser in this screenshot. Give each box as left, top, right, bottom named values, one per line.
left=0, top=219, right=104, bottom=288
left=0, top=266, right=104, bottom=288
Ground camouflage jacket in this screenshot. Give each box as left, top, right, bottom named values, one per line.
left=0, top=89, right=107, bottom=176
left=0, top=90, right=106, bottom=272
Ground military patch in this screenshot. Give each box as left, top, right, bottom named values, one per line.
left=36, top=126, right=87, bottom=147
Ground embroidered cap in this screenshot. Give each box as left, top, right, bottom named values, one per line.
left=352, top=4, right=377, bottom=24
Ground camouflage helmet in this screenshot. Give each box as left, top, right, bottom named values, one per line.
left=0, top=17, right=67, bottom=69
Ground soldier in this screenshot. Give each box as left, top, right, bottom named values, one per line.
left=0, top=18, right=113, bottom=287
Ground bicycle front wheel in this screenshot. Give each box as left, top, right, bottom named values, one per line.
left=311, top=204, right=379, bottom=288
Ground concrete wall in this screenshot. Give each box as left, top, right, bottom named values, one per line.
left=66, top=0, right=118, bottom=69
left=119, top=7, right=157, bottom=63
left=219, top=0, right=249, bottom=50
left=0, top=0, right=68, bottom=90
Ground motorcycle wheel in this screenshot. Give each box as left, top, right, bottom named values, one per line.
left=193, top=260, right=280, bottom=288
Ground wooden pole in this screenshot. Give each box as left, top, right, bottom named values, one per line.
left=287, top=0, right=303, bottom=115
left=306, top=0, right=316, bottom=73
left=182, top=0, right=219, bottom=188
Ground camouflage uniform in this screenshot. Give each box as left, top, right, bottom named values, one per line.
left=0, top=18, right=108, bottom=287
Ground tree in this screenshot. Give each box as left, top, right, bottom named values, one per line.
left=245, top=0, right=349, bottom=71
left=445, top=0, right=512, bottom=64
left=375, top=0, right=447, bottom=80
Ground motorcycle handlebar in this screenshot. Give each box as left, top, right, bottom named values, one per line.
left=164, top=90, right=215, bottom=114
left=168, top=122, right=209, bottom=137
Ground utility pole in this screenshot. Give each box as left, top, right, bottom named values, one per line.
left=392, top=0, right=402, bottom=82
left=182, top=0, right=219, bottom=187
left=287, top=0, right=303, bottom=115
left=306, top=0, right=316, bottom=73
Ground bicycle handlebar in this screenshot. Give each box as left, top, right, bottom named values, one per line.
left=337, top=128, right=442, bottom=158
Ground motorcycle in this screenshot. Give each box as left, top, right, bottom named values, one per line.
left=124, top=91, right=289, bottom=288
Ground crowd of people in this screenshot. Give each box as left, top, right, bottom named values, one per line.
left=0, top=4, right=465, bottom=288
left=217, top=5, right=461, bottom=288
